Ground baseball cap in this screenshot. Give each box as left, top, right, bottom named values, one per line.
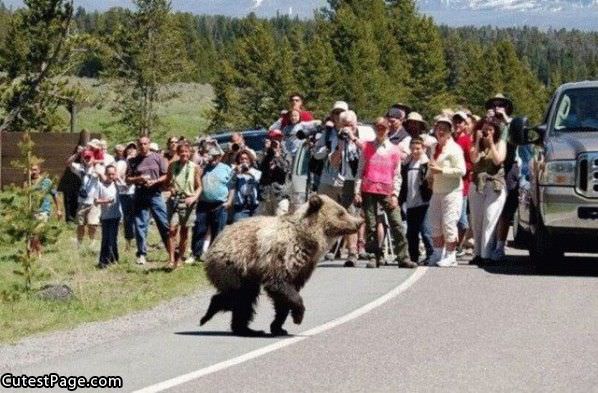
left=267, top=129, right=284, bottom=141
left=387, top=107, right=406, bottom=120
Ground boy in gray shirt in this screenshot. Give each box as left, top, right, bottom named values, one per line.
left=95, top=165, right=122, bottom=269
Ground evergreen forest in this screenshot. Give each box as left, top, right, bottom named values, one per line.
left=0, top=0, right=596, bottom=134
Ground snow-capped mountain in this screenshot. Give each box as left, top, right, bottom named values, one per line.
left=2, top=0, right=597, bottom=29
left=418, top=0, right=598, bottom=12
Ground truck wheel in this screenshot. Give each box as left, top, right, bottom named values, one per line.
left=529, top=222, right=563, bottom=274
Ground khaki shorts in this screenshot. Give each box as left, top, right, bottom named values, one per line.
left=428, top=190, right=463, bottom=243
left=318, top=181, right=355, bottom=210
left=76, top=204, right=101, bottom=226
left=168, top=200, right=196, bottom=227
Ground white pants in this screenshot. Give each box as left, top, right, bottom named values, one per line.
left=469, top=182, right=507, bottom=259
left=429, top=190, right=463, bottom=243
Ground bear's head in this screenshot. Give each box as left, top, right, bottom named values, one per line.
left=304, top=194, right=364, bottom=237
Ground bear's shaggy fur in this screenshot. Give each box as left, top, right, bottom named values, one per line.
left=200, top=194, right=363, bottom=336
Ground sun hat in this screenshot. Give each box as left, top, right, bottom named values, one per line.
left=452, top=111, right=469, bottom=123
left=485, top=93, right=513, bottom=116
left=331, top=101, right=349, bottom=112
left=87, top=139, right=102, bottom=150
left=206, top=143, right=224, bottom=157
left=434, top=115, right=454, bottom=132
left=404, top=112, right=428, bottom=130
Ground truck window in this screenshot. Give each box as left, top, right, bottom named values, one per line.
left=552, top=87, right=598, bottom=132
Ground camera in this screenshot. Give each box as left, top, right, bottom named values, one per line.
left=338, top=127, right=351, bottom=141
left=78, top=188, right=88, bottom=199
left=296, top=126, right=322, bottom=141
left=231, top=143, right=240, bottom=152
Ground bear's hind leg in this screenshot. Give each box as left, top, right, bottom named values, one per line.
left=231, top=280, right=265, bottom=337
left=200, top=291, right=233, bottom=326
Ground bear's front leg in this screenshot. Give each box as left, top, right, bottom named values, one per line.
left=265, top=280, right=305, bottom=334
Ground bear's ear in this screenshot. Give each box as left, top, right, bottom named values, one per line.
left=306, top=193, right=323, bottom=216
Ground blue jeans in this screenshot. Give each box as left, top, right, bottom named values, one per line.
left=133, top=190, right=169, bottom=257
left=192, top=201, right=228, bottom=259
left=232, top=206, right=257, bottom=223
left=458, top=197, right=469, bottom=231
left=406, top=205, right=433, bottom=262
left=119, top=194, right=136, bottom=240
left=100, top=218, right=120, bottom=265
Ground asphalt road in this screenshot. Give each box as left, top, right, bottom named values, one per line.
left=6, top=247, right=598, bottom=393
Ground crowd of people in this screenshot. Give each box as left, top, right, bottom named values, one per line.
left=31, top=92, right=525, bottom=270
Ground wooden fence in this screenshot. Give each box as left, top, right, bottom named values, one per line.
left=0, top=131, right=99, bottom=189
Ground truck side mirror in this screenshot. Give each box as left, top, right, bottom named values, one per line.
left=509, top=117, right=545, bottom=145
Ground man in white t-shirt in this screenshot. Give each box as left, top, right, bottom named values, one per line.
left=65, top=148, right=105, bottom=249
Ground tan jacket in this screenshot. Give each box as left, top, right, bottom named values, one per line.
left=428, top=138, right=466, bottom=194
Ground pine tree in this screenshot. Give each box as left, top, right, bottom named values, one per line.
left=328, top=1, right=395, bottom=120
left=104, top=0, right=191, bottom=137
left=232, top=20, right=279, bottom=128
left=495, top=40, right=546, bottom=123
left=208, top=58, right=244, bottom=131
left=0, top=0, right=76, bottom=132
left=271, top=37, right=300, bottom=111
left=388, top=1, right=450, bottom=118
left=300, top=33, right=338, bottom=119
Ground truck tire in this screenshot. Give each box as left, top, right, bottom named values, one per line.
left=528, top=221, right=563, bottom=274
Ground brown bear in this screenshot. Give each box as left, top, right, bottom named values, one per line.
left=200, top=194, right=363, bottom=336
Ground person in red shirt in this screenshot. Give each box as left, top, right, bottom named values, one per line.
left=452, top=111, right=473, bottom=257
left=279, top=93, right=313, bottom=128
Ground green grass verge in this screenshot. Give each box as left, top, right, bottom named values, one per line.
left=65, top=78, right=215, bottom=146
left=0, top=222, right=207, bottom=344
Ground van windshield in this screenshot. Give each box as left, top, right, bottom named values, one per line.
left=552, top=87, right=598, bottom=133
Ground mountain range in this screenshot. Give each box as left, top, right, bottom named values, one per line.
left=3, top=0, right=598, bottom=30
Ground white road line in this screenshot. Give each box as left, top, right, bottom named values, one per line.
left=133, top=267, right=428, bottom=393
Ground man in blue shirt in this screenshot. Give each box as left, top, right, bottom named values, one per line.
left=190, top=143, right=234, bottom=262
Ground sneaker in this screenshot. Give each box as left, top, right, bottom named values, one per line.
left=491, top=248, right=506, bottom=262
left=325, top=252, right=336, bottom=261
left=398, top=258, right=418, bottom=269
left=366, top=258, right=378, bottom=269
left=470, top=255, right=483, bottom=265
left=437, top=251, right=458, bottom=267
left=344, top=253, right=358, bottom=267
left=184, top=256, right=196, bottom=265
left=456, top=247, right=466, bottom=258
left=428, top=248, right=444, bottom=266
left=136, top=255, right=147, bottom=265
left=358, top=251, right=370, bottom=260
left=96, top=263, right=109, bottom=270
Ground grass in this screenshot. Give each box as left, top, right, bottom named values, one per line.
left=0, top=221, right=208, bottom=344
left=64, top=78, right=215, bottom=146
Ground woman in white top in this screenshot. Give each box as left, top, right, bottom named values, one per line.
left=427, top=116, right=467, bottom=267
